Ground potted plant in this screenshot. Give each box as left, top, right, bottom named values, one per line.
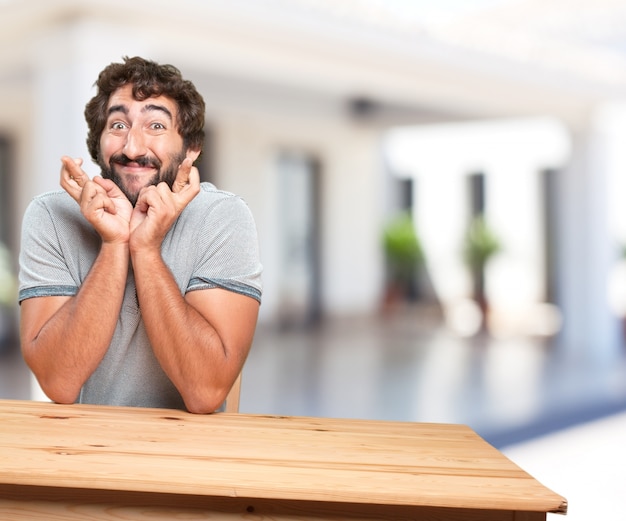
left=382, top=212, right=424, bottom=308
left=0, top=241, right=17, bottom=351
left=462, top=215, right=501, bottom=319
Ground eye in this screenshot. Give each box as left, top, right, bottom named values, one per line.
left=150, top=122, right=166, bottom=130
left=111, top=121, right=128, bottom=131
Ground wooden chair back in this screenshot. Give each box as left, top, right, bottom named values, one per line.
left=224, top=372, right=242, bottom=413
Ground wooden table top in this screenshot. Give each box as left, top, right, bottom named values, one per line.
left=0, top=399, right=567, bottom=515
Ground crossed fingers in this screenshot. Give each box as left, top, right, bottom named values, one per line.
left=60, top=156, right=89, bottom=204
left=173, top=157, right=199, bottom=189
left=60, top=156, right=122, bottom=218
left=172, top=157, right=200, bottom=206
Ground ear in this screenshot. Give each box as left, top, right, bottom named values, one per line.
left=186, top=148, right=201, bottom=163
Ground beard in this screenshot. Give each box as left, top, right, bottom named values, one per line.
left=98, top=150, right=187, bottom=206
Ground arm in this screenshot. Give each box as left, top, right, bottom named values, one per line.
left=133, top=254, right=259, bottom=413
left=129, top=158, right=259, bottom=413
left=20, top=157, right=132, bottom=403
left=20, top=242, right=129, bottom=403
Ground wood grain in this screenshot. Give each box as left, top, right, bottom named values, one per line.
left=0, top=399, right=567, bottom=520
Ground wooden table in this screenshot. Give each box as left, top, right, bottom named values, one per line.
left=0, top=399, right=566, bottom=520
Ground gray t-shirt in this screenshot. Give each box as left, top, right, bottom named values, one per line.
left=19, top=182, right=262, bottom=410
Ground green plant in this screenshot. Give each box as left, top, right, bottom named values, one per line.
left=463, top=215, right=501, bottom=272
left=462, top=215, right=501, bottom=313
left=0, top=242, right=16, bottom=307
left=383, top=212, right=423, bottom=288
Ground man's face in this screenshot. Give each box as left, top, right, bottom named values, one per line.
left=98, top=84, right=190, bottom=205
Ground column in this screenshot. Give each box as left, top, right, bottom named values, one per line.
left=555, top=111, right=622, bottom=363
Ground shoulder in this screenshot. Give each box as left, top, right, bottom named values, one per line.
left=174, top=184, right=258, bottom=247
left=195, top=182, right=241, bottom=204
left=187, top=182, right=254, bottom=219
left=24, top=190, right=79, bottom=219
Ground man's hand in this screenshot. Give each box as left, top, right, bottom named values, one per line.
left=60, top=156, right=133, bottom=244
left=60, top=156, right=89, bottom=201
left=129, top=157, right=201, bottom=252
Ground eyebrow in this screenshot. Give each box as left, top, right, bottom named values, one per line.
left=107, top=103, right=174, bottom=121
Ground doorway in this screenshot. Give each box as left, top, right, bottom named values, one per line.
left=277, top=152, right=322, bottom=327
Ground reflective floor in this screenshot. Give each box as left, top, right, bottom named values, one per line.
left=503, top=409, right=626, bottom=520
left=241, top=305, right=626, bottom=448
left=2, top=304, right=626, bottom=449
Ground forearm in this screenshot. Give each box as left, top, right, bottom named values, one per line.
left=21, top=242, right=129, bottom=403
left=131, top=250, right=232, bottom=413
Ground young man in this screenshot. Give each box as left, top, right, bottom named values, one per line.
left=18, top=56, right=262, bottom=413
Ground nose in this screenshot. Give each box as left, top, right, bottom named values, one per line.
left=122, top=125, right=147, bottom=159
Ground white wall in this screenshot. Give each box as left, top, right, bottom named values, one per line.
left=385, top=118, right=572, bottom=336
left=0, top=17, right=390, bottom=324
left=207, top=104, right=386, bottom=320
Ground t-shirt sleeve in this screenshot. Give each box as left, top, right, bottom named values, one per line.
left=187, top=195, right=263, bottom=303
left=18, top=196, right=80, bottom=302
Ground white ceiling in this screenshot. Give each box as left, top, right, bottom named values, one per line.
left=303, top=0, right=626, bottom=87
left=2, top=0, right=626, bottom=125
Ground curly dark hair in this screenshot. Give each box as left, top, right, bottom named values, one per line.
left=85, top=56, right=205, bottom=163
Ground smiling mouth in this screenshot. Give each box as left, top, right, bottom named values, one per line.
left=111, top=153, right=161, bottom=170
left=115, top=161, right=157, bottom=172
left=111, top=161, right=160, bottom=193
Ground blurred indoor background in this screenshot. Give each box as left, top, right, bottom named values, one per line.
left=1, top=1, right=626, bottom=518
